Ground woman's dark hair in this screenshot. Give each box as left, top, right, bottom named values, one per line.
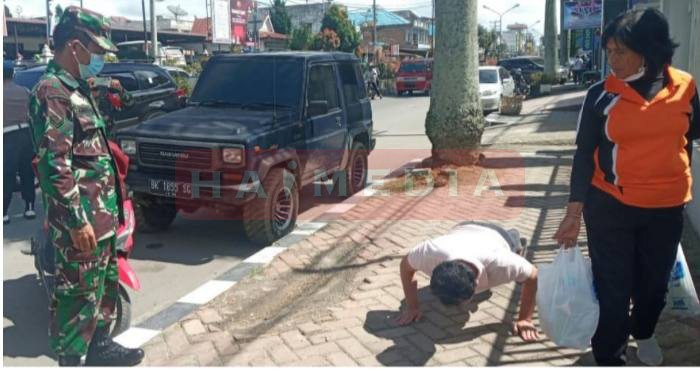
left=602, top=8, right=678, bottom=79
left=430, top=261, right=476, bottom=306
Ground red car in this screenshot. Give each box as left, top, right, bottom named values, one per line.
left=396, top=59, right=433, bottom=96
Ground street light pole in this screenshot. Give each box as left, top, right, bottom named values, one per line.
left=483, top=3, right=519, bottom=60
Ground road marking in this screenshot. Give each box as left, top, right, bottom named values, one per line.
left=297, top=221, right=327, bottom=231
left=177, top=280, right=237, bottom=305
left=326, top=203, right=356, bottom=214
left=361, top=188, right=378, bottom=197
left=113, top=327, right=161, bottom=349
left=291, top=229, right=317, bottom=236
left=244, top=246, right=286, bottom=264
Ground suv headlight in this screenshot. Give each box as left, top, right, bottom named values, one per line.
left=120, top=139, right=136, bottom=155
left=222, top=147, right=244, bottom=165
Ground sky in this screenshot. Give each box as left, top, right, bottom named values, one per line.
left=3, top=0, right=549, bottom=35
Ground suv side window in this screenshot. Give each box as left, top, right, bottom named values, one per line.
left=338, top=62, right=362, bottom=105
left=354, top=63, right=367, bottom=99
left=106, top=72, right=139, bottom=91
left=307, top=64, right=340, bottom=112
left=135, top=70, right=171, bottom=90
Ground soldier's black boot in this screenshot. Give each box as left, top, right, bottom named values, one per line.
left=58, top=355, right=82, bottom=366
left=84, top=327, right=144, bottom=367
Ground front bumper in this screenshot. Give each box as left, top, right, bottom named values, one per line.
left=126, top=169, right=262, bottom=207
left=396, top=80, right=429, bottom=91
left=480, top=96, right=501, bottom=111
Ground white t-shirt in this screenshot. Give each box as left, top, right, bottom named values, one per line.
left=406, top=224, right=535, bottom=294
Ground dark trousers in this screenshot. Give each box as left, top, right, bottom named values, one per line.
left=3, top=128, right=36, bottom=215
left=369, top=81, right=382, bottom=98
left=583, top=187, right=682, bottom=366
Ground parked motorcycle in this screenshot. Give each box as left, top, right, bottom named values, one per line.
left=511, top=68, right=531, bottom=97
left=28, top=124, right=139, bottom=339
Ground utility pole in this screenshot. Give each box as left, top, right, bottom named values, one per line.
left=45, top=0, right=51, bottom=48
left=142, top=0, right=149, bottom=58
left=372, top=0, right=377, bottom=63
left=150, top=0, right=158, bottom=64
left=254, top=0, right=259, bottom=51
left=544, top=0, right=558, bottom=80
left=431, top=0, right=435, bottom=52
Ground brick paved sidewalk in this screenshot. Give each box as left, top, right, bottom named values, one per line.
left=139, top=146, right=700, bottom=366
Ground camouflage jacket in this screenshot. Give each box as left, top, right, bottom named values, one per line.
left=29, top=60, right=123, bottom=241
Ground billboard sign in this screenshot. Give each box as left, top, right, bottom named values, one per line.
left=562, top=0, right=603, bottom=30
left=231, top=0, right=252, bottom=45
left=212, top=0, right=232, bottom=44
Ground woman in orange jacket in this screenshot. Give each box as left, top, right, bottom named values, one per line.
left=554, top=8, right=700, bottom=366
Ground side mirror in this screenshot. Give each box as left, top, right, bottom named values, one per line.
left=307, top=100, right=329, bottom=117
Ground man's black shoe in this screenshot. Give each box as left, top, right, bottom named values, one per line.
left=85, top=327, right=144, bottom=367
left=58, top=355, right=82, bottom=366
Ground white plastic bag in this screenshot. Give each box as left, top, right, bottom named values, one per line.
left=537, top=246, right=599, bottom=350
left=665, top=243, right=700, bottom=316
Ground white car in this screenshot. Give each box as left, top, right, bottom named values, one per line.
left=479, top=66, right=515, bottom=114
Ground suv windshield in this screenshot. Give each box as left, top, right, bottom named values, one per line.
left=191, top=58, right=303, bottom=111
left=479, top=70, right=498, bottom=84
left=399, top=63, right=427, bottom=73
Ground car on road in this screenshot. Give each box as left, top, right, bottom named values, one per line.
left=395, top=58, right=433, bottom=96
left=116, top=52, right=375, bottom=245
left=479, top=66, right=515, bottom=114
left=14, top=62, right=184, bottom=130
left=498, top=56, right=568, bottom=84
left=162, top=66, right=195, bottom=106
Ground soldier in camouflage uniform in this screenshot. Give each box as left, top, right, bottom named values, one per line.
left=27, top=6, right=143, bottom=367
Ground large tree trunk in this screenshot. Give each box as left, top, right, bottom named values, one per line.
left=544, top=0, right=559, bottom=80
left=425, top=0, right=484, bottom=167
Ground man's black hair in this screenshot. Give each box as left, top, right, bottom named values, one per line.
left=52, top=23, right=93, bottom=52
left=430, top=261, right=476, bottom=306
left=602, top=8, right=678, bottom=80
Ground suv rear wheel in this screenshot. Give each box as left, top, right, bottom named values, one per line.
left=242, top=168, right=299, bottom=246
left=134, top=194, right=177, bottom=233
left=337, top=142, right=368, bottom=197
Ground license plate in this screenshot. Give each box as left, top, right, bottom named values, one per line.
left=148, top=178, right=192, bottom=199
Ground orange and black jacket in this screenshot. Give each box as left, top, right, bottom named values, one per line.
left=571, top=66, right=700, bottom=208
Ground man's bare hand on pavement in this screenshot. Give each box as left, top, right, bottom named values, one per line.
left=396, top=306, right=422, bottom=326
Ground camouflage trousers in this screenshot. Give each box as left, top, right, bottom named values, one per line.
left=49, top=234, right=118, bottom=356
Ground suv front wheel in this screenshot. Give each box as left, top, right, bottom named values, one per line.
left=242, top=168, right=299, bottom=246
left=133, top=194, right=177, bottom=233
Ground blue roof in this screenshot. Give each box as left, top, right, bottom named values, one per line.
left=348, top=9, right=410, bottom=27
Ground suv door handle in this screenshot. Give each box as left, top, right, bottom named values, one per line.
left=335, top=116, right=342, bottom=127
